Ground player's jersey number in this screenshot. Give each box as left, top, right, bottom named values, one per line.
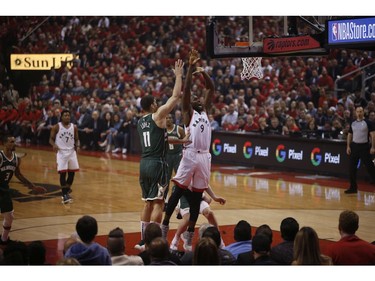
left=143, top=131, right=151, bottom=147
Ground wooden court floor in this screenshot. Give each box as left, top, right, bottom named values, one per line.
left=7, top=144, right=375, bottom=245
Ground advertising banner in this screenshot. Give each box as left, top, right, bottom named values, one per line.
left=211, top=132, right=368, bottom=178
left=327, top=17, right=375, bottom=46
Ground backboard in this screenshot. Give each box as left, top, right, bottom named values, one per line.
left=206, top=16, right=330, bottom=58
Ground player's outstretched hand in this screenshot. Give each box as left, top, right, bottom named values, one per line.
left=192, top=66, right=204, bottom=75
left=215, top=197, right=226, bottom=205
left=31, top=185, right=47, bottom=193
left=173, top=59, right=184, bottom=77
left=189, top=49, right=200, bottom=65
left=15, top=152, right=27, bottom=158
left=181, top=132, right=192, bottom=145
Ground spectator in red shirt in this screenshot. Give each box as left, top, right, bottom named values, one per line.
left=243, top=115, right=259, bottom=133
left=335, top=102, right=345, bottom=121
left=326, top=210, right=375, bottom=265
left=261, top=76, right=275, bottom=98
left=317, top=67, right=334, bottom=93
left=255, top=106, right=268, bottom=124
left=298, top=77, right=312, bottom=98
left=0, top=105, right=8, bottom=132
left=249, top=98, right=260, bottom=114
left=341, top=59, right=361, bottom=92
left=0, top=104, right=19, bottom=134
left=253, top=88, right=266, bottom=106
left=318, top=87, right=337, bottom=109
left=13, top=105, right=41, bottom=143
left=272, top=76, right=284, bottom=91
left=282, top=116, right=300, bottom=136
left=287, top=100, right=299, bottom=119
left=214, top=94, right=227, bottom=111
left=359, top=51, right=374, bottom=69
left=234, top=117, right=247, bottom=132
left=0, top=105, right=7, bottom=121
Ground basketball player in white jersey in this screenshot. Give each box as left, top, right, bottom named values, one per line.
left=49, top=109, right=80, bottom=204
left=161, top=49, right=215, bottom=251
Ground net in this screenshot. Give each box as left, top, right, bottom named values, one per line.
left=240, top=57, right=263, bottom=80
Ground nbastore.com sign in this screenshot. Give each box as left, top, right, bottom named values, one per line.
left=327, top=17, right=375, bottom=46
left=10, top=54, right=78, bottom=70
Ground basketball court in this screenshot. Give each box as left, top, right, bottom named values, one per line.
left=5, top=144, right=375, bottom=260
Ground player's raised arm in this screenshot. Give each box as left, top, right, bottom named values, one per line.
left=182, top=49, right=200, bottom=121
left=154, top=59, right=184, bottom=122
left=200, top=68, right=214, bottom=112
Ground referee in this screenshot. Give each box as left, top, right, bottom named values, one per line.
left=345, top=106, right=375, bottom=194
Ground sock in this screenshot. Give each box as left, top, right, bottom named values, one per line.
left=61, top=187, right=69, bottom=196
left=220, top=238, right=225, bottom=248
left=171, top=234, right=179, bottom=246
left=67, top=172, right=75, bottom=186
left=2, top=225, right=11, bottom=242
left=141, top=221, right=150, bottom=241
left=59, top=172, right=67, bottom=187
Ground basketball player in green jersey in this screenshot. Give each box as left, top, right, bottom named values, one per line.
left=135, top=59, right=184, bottom=251
left=165, top=113, right=191, bottom=202
left=166, top=113, right=185, bottom=182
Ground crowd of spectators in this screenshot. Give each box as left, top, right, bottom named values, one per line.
left=1, top=210, right=374, bottom=265
left=0, top=16, right=375, bottom=152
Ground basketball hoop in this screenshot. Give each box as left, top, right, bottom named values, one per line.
left=240, top=57, right=263, bottom=80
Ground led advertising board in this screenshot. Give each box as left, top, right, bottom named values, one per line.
left=327, top=17, right=375, bottom=47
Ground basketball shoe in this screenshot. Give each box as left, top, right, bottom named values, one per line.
left=62, top=193, right=73, bottom=204
left=134, top=240, right=145, bottom=252
left=170, top=236, right=179, bottom=251
left=180, top=231, right=193, bottom=252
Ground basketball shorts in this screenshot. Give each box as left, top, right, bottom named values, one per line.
left=57, top=149, right=79, bottom=172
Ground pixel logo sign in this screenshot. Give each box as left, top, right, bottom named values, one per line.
left=243, top=141, right=253, bottom=159
left=212, top=139, right=222, bottom=156
left=275, top=144, right=286, bottom=162
left=311, top=147, right=322, bottom=166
